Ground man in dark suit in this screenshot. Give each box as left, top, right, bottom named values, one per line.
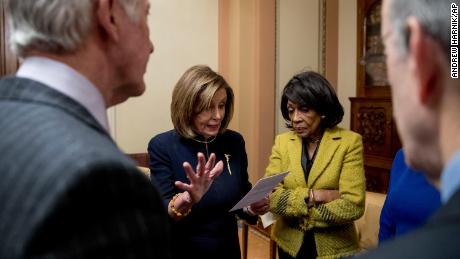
left=0, top=0, right=172, bottom=258
left=357, top=0, right=460, bottom=258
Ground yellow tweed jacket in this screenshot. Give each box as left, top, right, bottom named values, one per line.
left=265, top=127, right=365, bottom=259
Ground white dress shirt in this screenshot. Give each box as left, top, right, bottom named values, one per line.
left=441, top=150, right=460, bottom=203
left=16, top=57, right=109, bottom=132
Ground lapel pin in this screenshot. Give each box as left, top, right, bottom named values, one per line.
left=224, top=154, right=232, bottom=175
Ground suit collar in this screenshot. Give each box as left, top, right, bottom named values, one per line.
left=441, top=150, right=460, bottom=203
left=0, top=77, right=109, bottom=137
left=16, top=57, right=109, bottom=131
left=428, top=187, right=460, bottom=226
left=287, top=127, right=341, bottom=187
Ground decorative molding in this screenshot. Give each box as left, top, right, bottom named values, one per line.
left=319, top=0, right=339, bottom=89
left=318, top=0, right=327, bottom=76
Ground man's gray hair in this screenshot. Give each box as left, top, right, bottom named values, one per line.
left=388, top=0, right=456, bottom=59
left=6, top=0, right=141, bottom=57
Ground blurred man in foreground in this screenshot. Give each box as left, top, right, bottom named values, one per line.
left=0, top=0, right=171, bottom=258
left=357, top=0, right=460, bottom=257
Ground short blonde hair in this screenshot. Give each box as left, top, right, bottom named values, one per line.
left=171, top=65, right=234, bottom=139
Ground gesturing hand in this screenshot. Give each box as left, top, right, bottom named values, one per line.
left=175, top=152, right=224, bottom=204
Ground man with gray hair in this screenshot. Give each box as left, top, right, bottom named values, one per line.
left=0, top=0, right=171, bottom=258
left=357, top=0, right=460, bottom=257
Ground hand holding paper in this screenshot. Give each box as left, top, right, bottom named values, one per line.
left=230, top=171, right=289, bottom=212
left=247, top=196, right=269, bottom=215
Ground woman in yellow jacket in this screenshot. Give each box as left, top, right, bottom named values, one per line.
left=265, top=71, right=365, bottom=259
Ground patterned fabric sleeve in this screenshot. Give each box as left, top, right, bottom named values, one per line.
left=265, top=135, right=310, bottom=218
left=301, top=134, right=365, bottom=230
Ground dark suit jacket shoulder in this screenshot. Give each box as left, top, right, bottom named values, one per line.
left=0, top=77, right=171, bottom=259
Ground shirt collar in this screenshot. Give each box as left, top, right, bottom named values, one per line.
left=16, top=56, right=109, bottom=132
left=441, top=150, right=460, bottom=203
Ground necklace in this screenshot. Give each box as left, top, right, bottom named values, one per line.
left=192, top=135, right=217, bottom=158
left=191, top=135, right=217, bottom=144
left=306, top=136, right=321, bottom=143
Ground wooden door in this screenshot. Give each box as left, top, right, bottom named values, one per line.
left=1, top=1, right=19, bottom=77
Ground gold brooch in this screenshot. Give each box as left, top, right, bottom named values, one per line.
left=224, top=154, right=232, bottom=175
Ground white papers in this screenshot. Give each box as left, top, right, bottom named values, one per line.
left=229, top=171, right=289, bottom=212
left=260, top=212, right=278, bottom=228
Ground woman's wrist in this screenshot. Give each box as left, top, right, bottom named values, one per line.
left=169, top=193, right=193, bottom=219
left=178, top=191, right=193, bottom=206
left=307, top=189, right=316, bottom=208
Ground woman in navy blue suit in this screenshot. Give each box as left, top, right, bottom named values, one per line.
left=148, top=65, right=268, bottom=259
left=379, top=149, right=441, bottom=243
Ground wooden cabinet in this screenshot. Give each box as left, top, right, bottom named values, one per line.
left=356, top=0, right=389, bottom=97
left=1, top=2, right=19, bottom=77
left=350, top=97, right=400, bottom=193
left=350, top=0, right=401, bottom=193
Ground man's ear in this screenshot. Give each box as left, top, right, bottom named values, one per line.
left=406, top=17, right=441, bottom=104
left=95, top=0, right=119, bottom=42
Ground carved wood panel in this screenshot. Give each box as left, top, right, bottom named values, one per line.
left=350, top=97, right=400, bottom=193
left=364, top=165, right=390, bottom=193
left=354, top=101, right=392, bottom=157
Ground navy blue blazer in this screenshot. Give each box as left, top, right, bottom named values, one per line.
left=379, top=149, right=441, bottom=243
left=148, top=129, right=256, bottom=259
left=0, top=77, right=171, bottom=259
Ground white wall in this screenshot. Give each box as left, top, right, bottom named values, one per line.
left=110, top=0, right=219, bottom=153
left=276, top=0, right=320, bottom=134
left=275, top=0, right=357, bottom=133
left=337, top=0, right=357, bottom=130
left=110, top=0, right=357, bottom=152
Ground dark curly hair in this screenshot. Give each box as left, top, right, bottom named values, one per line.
left=281, top=71, right=344, bottom=130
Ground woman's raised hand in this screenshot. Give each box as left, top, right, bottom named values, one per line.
left=175, top=152, right=224, bottom=204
